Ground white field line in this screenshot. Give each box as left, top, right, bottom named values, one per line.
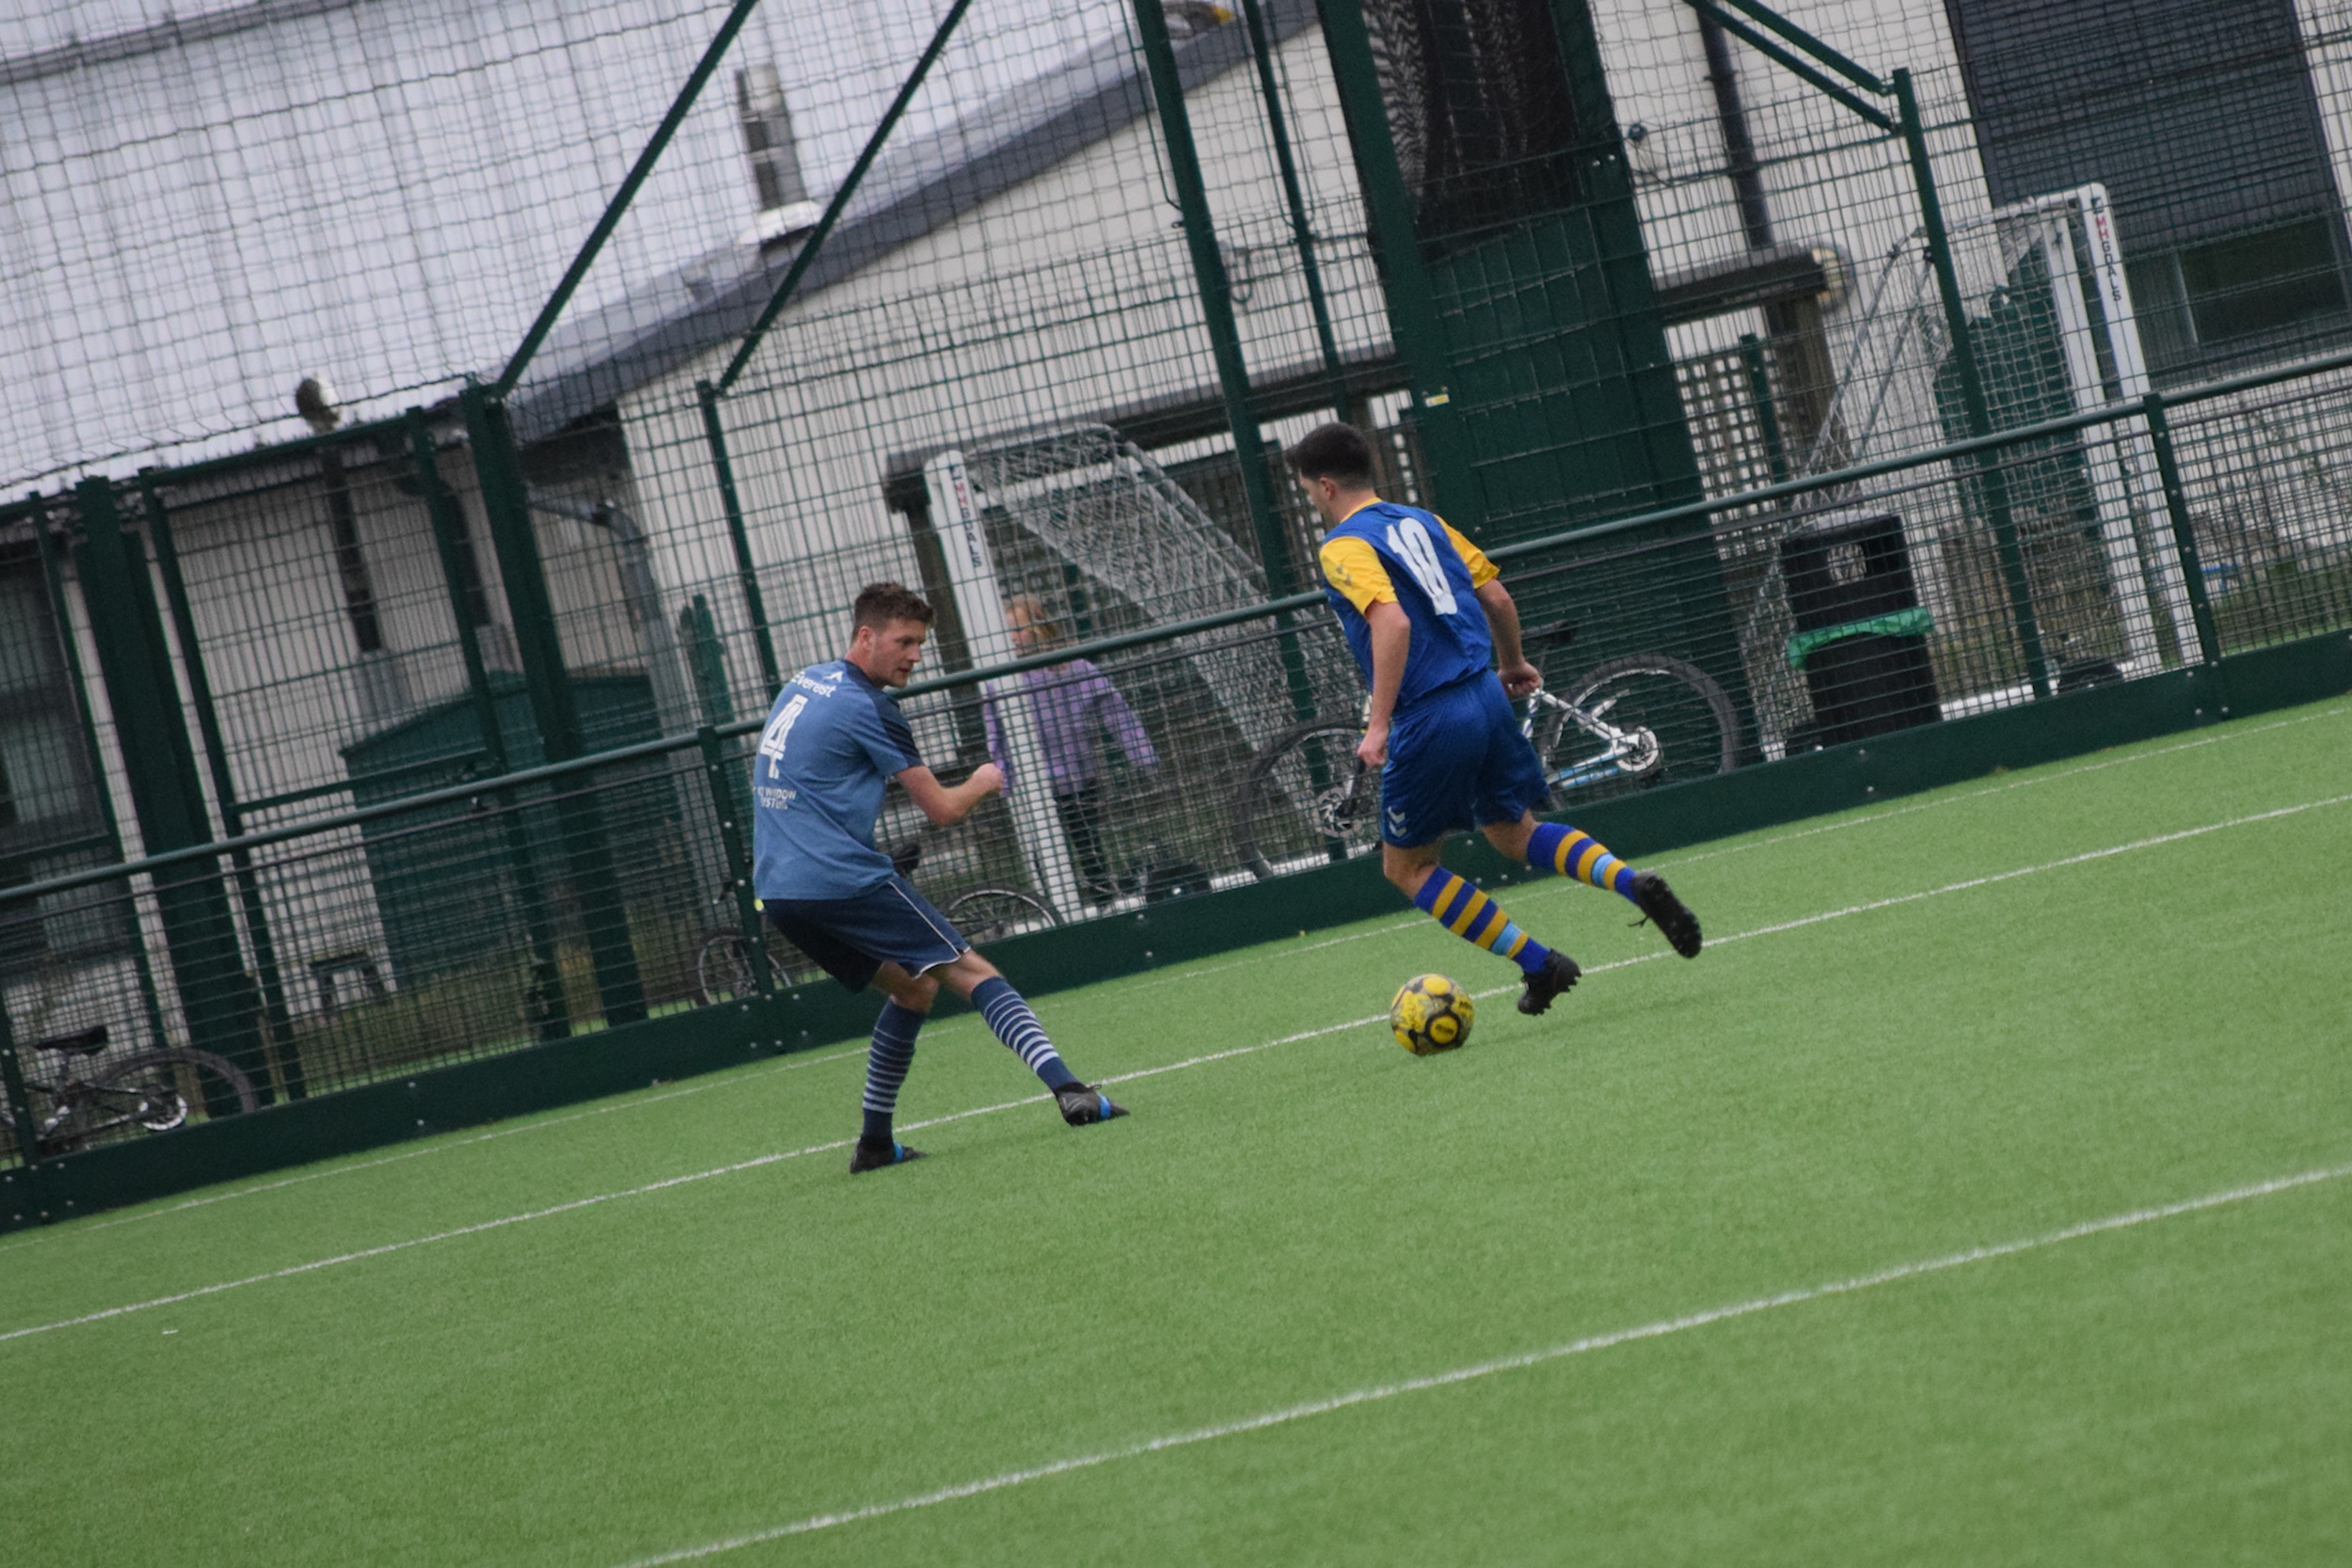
left=1129, top=700, right=2352, bottom=992
left=5, top=786, right=2341, bottom=1346
left=0, top=1046, right=878, bottom=1257
left=609, top=1159, right=2352, bottom=1565
left=11, top=702, right=2339, bottom=1257
left=1654, top=700, right=2351, bottom=874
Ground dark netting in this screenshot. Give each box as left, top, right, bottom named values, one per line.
left=1360, top=0, right=1585, bottom=249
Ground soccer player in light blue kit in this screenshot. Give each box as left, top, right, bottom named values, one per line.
left=753, top=582, right=1126, bottom=1174
left=1285, top=424, right=1702, bottom=1016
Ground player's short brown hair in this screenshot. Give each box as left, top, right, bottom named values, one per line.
left=851, top=581, right=936, bottom=631
left=1284, top=422, right=1376, bottom=488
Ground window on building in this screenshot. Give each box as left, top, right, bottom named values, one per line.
left=1946, top=0, right=2349, bottom=378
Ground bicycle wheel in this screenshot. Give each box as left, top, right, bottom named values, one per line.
left=88, top=1049, right=261, bottom=1132
left=944, top=887, right=1060, bottom=944
left=695, top=930, right=787, bottom=1005
left=1232, top=720, right=1380, bottom=882
left=1537, top=654, right=1740, bottom=808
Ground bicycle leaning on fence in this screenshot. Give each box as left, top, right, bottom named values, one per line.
left=1230, top=625, right=1739, bottom=879
left=0, top=1024, right=262, bottom=1159
left=691, top=841, right=1062, bottom=1006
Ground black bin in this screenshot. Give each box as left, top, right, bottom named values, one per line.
left=1780, top=510, right=1940, bottom=749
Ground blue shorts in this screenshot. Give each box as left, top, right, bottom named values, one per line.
left=1380, top=676, right=1550, bottom=847
left=762, top=874, right=969, bottom=992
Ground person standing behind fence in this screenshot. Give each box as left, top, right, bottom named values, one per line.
left=982, top=595, right=1160, bottom=908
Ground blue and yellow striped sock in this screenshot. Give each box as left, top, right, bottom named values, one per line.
left=1528, top=821, right=1639, bottom=901
left=1411, top=869, right=1552, bottom=976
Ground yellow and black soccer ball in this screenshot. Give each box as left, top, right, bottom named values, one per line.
left=1389, top=974, right=1474, bottom=1055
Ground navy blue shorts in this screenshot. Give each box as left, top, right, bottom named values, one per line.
left=762, top=874, right=969, bottom=992
left=1380, top=675, right=1550, bottom=847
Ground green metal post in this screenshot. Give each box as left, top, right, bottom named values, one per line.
left=698, top=725, right=770, bottom=995
left=1313, top=0, right=1484, bottom=531
left=460, top=385, right=648, bottom=1028
left=495, top=0, right=771, bottom=396
left=716, top=0, right=977, bottom=392
left=1134, top=0, right=1308, bottom=598
left=407, top=412, right=570, bottom=1041
left=696, top=383, right=783, bottom=699
left=72, top=478, right=269, bottom=1115
left=1134, top=0, right=1322, bottom=732
left=0, top=996, right=41, bottom=1168
left=140, top=477, right=304, bottom=1099
left=1738, top=336, right=1791, bottom=484
left=1896, top=68, right=2050, bottom=698
left=32, top=502, right=173, bottom=1057
left=2142, top=394, right=2223, bottom=667
left=1238, top=0, right=1356, bottom=425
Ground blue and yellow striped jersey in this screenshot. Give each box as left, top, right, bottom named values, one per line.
left=1317, top=499, right=1501, bottom=713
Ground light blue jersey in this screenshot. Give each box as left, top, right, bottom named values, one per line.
left=752, top=659, right=924, bottom=901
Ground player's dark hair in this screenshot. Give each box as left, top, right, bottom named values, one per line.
left=851, top=581, right=936, bottom=631
left=1284, top=422, right=1375, bottom=488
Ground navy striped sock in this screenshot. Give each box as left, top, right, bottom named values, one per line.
left=972, top=976, right=1078, bottom=1090
left=862, top=1001, right=923, bottom=1142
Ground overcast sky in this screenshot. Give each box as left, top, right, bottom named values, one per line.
left=0, top=0, right=1142, bottom=485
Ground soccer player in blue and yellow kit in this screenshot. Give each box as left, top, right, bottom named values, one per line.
left=753, top=582, right=1126, bottom=1174
left=1286, top=423, right=1702, bottom=1016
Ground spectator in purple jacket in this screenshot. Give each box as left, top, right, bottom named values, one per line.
left=983, top=595, right=1159, bottom=906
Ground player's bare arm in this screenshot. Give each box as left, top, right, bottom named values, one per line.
left=1475, top=578, right=1543, bottom=699
left=896, top=761, right=1003, bottom=826
left=1359, top=598, right=1411, bottom=768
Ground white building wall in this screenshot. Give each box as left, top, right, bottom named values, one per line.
left=616, top=26, right=1378, bottom=703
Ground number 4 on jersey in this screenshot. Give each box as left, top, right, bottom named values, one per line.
left=759, top=694, right=808, bottom=779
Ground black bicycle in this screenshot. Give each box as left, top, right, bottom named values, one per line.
left=2, top=1025, right=261, bottom=1158
left=1232, top=630, right=1738, bottom=880
left=691, top=841, right=1062, bottom=1006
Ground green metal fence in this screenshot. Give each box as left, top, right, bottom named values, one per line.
left=8, top=0, right=2352, bottom=1204
left=7, top=341, right=2352, bottom=1184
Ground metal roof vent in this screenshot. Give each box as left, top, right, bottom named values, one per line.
left=738, top=64, right=821, bottom=245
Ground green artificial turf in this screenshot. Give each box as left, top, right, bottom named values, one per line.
left=2, top=699, right=2347, bottom=1566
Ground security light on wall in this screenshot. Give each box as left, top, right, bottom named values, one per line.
left=294, top=376, right=342, bottom=434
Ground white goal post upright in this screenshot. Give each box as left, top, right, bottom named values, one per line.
left=922, top=450, right=1084, bottom=916
left=1996, top=184, right=2201, bottom=672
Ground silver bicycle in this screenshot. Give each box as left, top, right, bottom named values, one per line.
left=1232, top=634, right=1738, bottom=880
